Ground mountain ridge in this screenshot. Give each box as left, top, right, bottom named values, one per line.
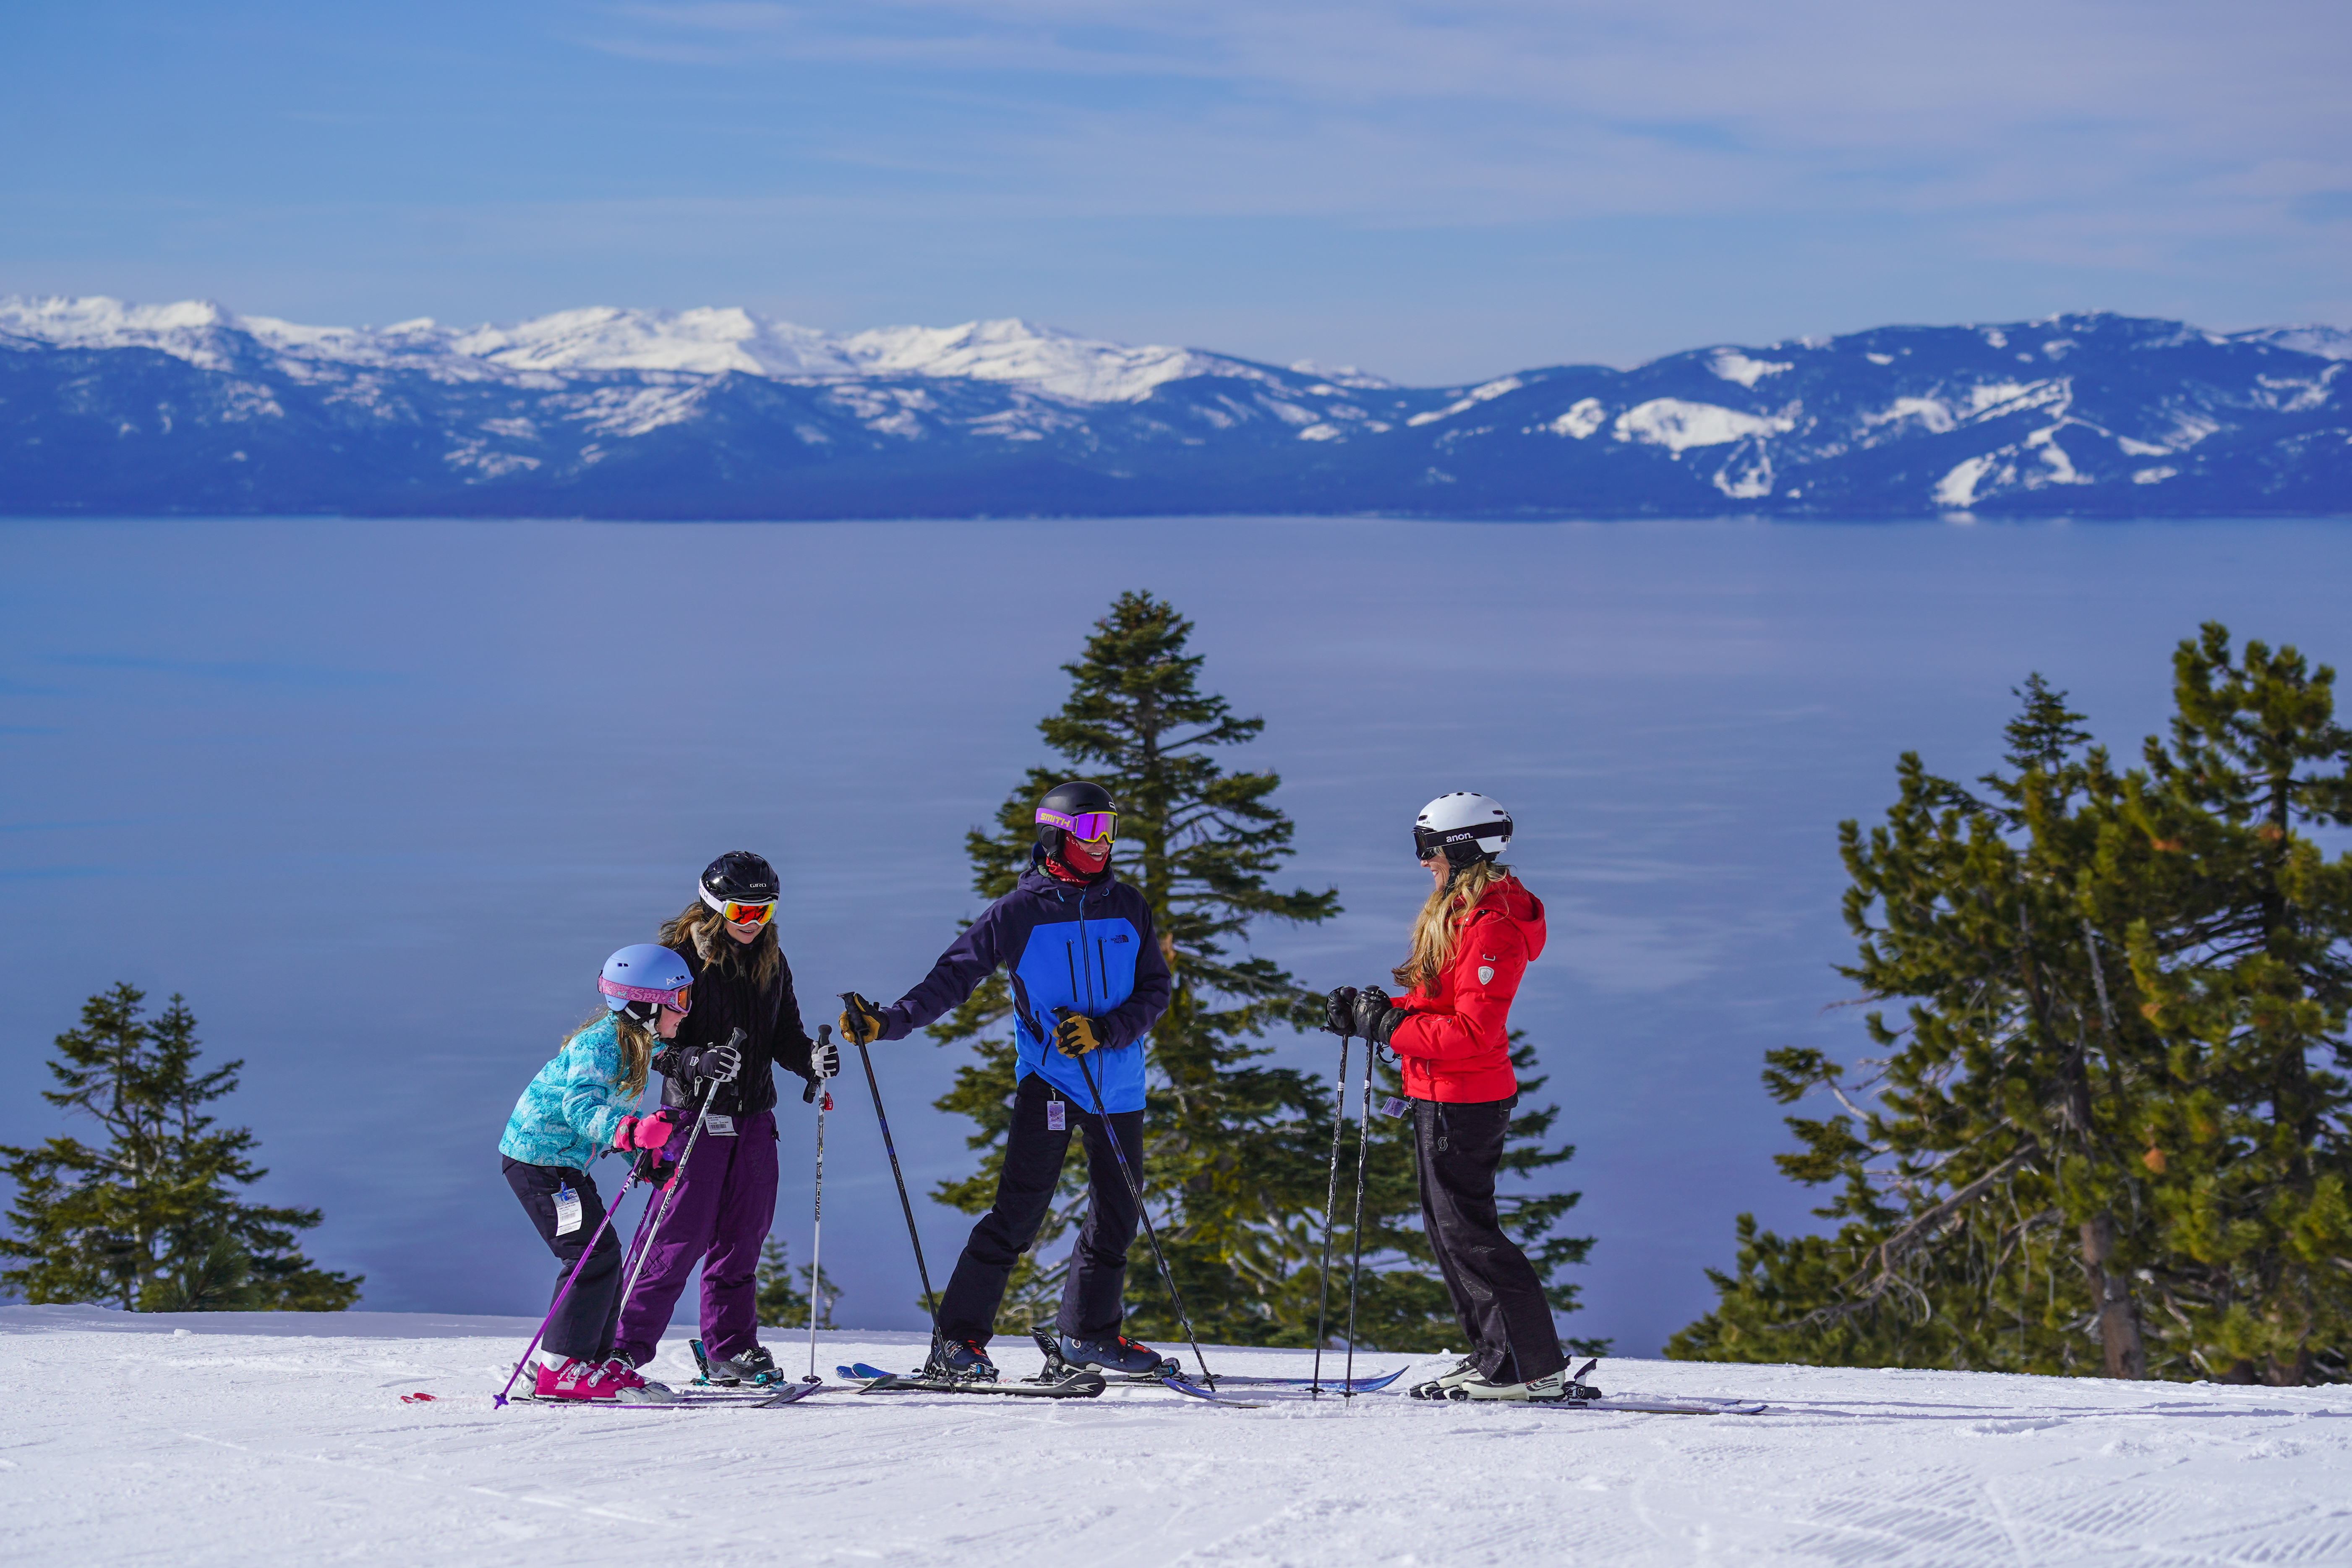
left=3, top=297, right=2344, bottom=517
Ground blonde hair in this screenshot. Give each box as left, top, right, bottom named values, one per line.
left=1392, top=860, right=1514, bottom=995
left=658, top=900, right=781, bottom=989
left=565, top=1008, right=655, bottom=1099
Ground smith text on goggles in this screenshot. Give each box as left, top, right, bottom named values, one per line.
left=1036, top=806, right=1118, bottom=841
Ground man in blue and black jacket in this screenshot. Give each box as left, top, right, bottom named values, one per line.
left=839, top=780, right=1172, bottom=1381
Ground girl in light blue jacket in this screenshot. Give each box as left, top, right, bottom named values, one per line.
left=497, top=944, right=693, bottom=1401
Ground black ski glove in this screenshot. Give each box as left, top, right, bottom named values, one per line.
left=694, top=1041, right=743, bottom=1086
left=838, top=992, right=889, bottom=1046
left=1352, top=986, right=1408, bottom=1047
left=1322, top=986, right=1360, bottom=1037
left=1052, top=1007, right=1104, bottom=1057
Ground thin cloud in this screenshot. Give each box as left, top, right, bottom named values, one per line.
left=580, top=0, right=2352, bottom=240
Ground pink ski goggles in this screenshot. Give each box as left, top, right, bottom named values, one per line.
left=598, top=978, right=693, bottom=1013
left=1036, top=806, right=1118, bottom=842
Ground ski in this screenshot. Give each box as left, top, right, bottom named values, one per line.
left=1209, top=1367, right=1409, bottom=1392
left=756, top=1380, right=830, bottom=1406
left=1156, top=1374, right=1269, bottom=1409
left=1537, top=1398, right=1766, bottom=1416
left=1151, top=1368, right=1410, bottom=1405
left=1016, top=1328, right=1401, bottom=1397
left=507, top=1389, right=819, bottom=1410
left=838, top=1362, right=1106, bottom=1399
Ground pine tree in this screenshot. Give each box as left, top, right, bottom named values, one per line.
left=2120, top=625, right=2352, bottom=1383
left=754, top=1235, right=843, bottom=1331
left=0, top=985, right=361, bottom=1311
left=1669, top=629, right=2352, bottom=1384
left=927, top=590, right=1598, bottom=1351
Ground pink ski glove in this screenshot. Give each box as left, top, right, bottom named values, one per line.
left=614, top=1112, right=674, bottom=1152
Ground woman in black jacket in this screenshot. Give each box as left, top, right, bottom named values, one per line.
left=611, top=851, right=829, bottom=1386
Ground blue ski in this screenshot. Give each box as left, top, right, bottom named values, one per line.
left=1207, top=1367, right=1408, bottom=1392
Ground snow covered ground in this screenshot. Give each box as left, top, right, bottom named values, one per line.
left=4, top=1306, right=2348, bottom=1566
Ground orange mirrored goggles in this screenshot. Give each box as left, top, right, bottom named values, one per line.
left=716, top=899, right=775, bottom=926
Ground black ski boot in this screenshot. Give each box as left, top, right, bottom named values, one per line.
left=925, top=1337, right=999, bottom=1383
left=705, top=1344, right=783, bottom=1387
left=1057, top=1332, right=1178, bottom=1380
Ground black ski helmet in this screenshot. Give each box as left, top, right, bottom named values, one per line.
left=1034, top=779, right=1119, bottom=863
left=699, top=850, right=779, bottom=906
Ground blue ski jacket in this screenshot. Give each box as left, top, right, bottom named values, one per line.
left=498, top=1014, right=642, bottom=1171
left=876, top=853, right=1171, bottom=1113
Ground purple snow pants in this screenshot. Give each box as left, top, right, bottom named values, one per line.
left=615, top=1108, right=778, bottom=1365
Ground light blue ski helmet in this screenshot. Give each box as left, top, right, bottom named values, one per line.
left=598, top=944, right=694, bottom=1025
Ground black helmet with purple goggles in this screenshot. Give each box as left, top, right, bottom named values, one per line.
left=1035, top=779, right=1119, bottom=844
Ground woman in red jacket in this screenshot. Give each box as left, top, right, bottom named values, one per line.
left=1327, top=792, right=1569, bottom=1402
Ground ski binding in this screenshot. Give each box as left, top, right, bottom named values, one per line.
left=838, top=1361, right=1107, bottom=1399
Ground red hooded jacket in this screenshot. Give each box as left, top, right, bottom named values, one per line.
left=1388, top=875, right=1545, bottom=1104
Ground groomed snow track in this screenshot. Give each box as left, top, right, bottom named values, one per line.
left=4, top=1304, right=2348, bottom=1566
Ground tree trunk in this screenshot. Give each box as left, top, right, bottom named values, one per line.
left=2078, top=1212, right=2146, bottom=1378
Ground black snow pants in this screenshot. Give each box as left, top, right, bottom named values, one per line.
left=936, top=1070, right=1143, bottom=1345
left=503, top=1157, right=625, bottom=1364
left=1413, top=1095, right=1566, bottom=1385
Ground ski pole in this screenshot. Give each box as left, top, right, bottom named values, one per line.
left=844, top=996, right=939, bottom=1345
left=1342, top=1048, right=1376, bottom=1399
left=611, top=1029, right=740, bottom=1333
left=1070, top=1046, right=1217, bottom=1389
left=493, top=1165, right=642, bottom=1407
left=1310, top=1028, right=1351, bottom=1398
left=804, top=1024, right=833, bottom=1384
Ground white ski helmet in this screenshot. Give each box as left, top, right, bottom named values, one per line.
left=1414, top=792, right=1513, bottom=868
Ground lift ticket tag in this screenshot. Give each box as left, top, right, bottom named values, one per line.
left=553, top=1184, right=583, bottom=1236
left=1379, top=1096, right=1410, bottom=1119
left=705, top=1114, right=736, bottom=1136
left=1046, top=1100, right=1067, bottom=1132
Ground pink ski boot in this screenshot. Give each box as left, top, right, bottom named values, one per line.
left=533, top=1358, right=598, bottom=1400
left=595, top=1356, right=678, bottom=1404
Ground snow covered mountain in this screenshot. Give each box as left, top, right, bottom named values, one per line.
left=1, top=297, right=2342, bottom=517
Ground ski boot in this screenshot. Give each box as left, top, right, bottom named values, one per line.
left=1407, top=1354, right=1482, bottom=1401
left=598, top=1354, right=679, bottom=1404
left=703, top=1343, right=784, bottom=1387
left=533, top=1357, right=600, bottom=1400
left=1056, top=1332, right=1179, bottom=1381
left=1446, top=1368, right=1571, bottom=1403
left=925, top=1337, right=999, bottom=1383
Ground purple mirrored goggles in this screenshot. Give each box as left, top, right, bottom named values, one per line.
left=1036, top=806, right=1118, bottom=842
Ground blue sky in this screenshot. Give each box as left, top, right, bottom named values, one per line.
left=3, top=0, right=2346, bottom=383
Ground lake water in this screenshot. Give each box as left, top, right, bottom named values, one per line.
left=3, top=514, right=2347, bottom=1353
